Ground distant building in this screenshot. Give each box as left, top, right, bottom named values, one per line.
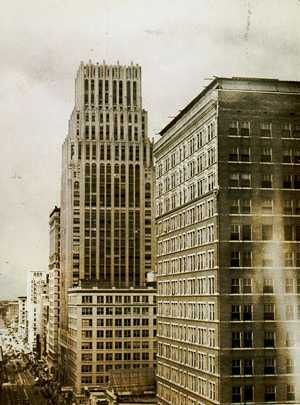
left=27, top=270, right=47, bottom=354
left=48, top=206, right=60, bottom=371
left=17, top=296, right=27, bottom=341
left=154, top=77, right=300, bottom=404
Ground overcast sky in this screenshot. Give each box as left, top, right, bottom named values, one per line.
left=1, top=0, right=300, bottom=299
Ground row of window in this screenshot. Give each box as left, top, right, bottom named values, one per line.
left=157, top=251, right=215, bottom=276
left=231, top=277, right=300, bottom=294
left=228, top=120, right=300, bottom=138
left=156, top=199, right=215, bottom=236
left=232, top=384, right=295, bottom=403
left=158, top=276, right=215, bottom=296
left=229, top=172, right=300, bottom=188
left=159, top=322, right=216, bottom=348
left=232, top=357, right=294, bottom=375
left=81, top=294, right=152, bottom=304
left=156, top=121, right=216, bottom=178
left=230, top=223, right=300, bottom=241
left=156, top=148, right=216, bottom=196
left=81, top=306, right=154, bottom=316
left=81, top=363, right=151, bottom=385
left=230, top=198, right=300, bottom=215
left=81, top=329, right=154, bottom=339
left=157, top=225, right=215, bottom=256
left=81, top=317, right=153, bottom=328
left=158, top=343, right=215, bottom=374
left=230, top=303, right=300, bottom=321
left=228, top=147, right=300, bottom=163
left=231, top=330, right=297, bottom=348
left=157, top=365, right=217, bottom=401
left=158, top=301, right=216, bottom=321
left=229, top=249, right=300, bottom=268
left=81, top=340, right=154, bottom=350
left=156, top=171, right=217, bottom=216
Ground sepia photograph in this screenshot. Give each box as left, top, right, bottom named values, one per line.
left=0, top=1, right=300, bottom=404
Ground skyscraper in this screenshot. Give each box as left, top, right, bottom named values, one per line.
left=154, top=77, right=300, bottom=404
left=58, top=62, right=156, bottom=397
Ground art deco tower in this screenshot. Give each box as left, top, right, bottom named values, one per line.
left=58, top=62, right=156, bottom=395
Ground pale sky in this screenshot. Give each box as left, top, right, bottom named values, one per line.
left=1, top=0, right=300, bottom=299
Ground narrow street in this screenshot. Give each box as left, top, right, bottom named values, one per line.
left=1, top=357, right=50, bottom=405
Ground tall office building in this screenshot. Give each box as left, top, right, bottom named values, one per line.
left=154, top=77, right=300, bottom=404
left=59, top=62, right=156, bottom=398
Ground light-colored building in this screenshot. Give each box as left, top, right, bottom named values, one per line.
left=27, top=270, right=47, bottom=354
left=17, top=296, right=27, bottom=341
left=48, top=206, right=61, bottom=371
left=68, top=287, right=157, bottom=397
left=58, top=61, right=156, bottom=399
left=154, top=77, right=300, bottom=404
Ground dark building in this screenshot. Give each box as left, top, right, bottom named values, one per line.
left=154, top=77, right=300, bottom=404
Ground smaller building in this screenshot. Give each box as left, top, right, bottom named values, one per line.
left=17, top=296, right=27, bottom=341
left=66, top=285, right=157, bottom=401
left=48, top=206, right=60, bottom=372
left=27, top=270, right=47, bottom=355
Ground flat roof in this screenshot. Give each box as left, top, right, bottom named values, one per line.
left=159, top=76, right=300, bottom=136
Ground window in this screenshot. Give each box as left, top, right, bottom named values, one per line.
left=265, top=385, right=276, bottom=402
left=262, top=173, right=272, bottom=188
left=286, top=304, right=294, bottom=320
left=282, top=123, right=291, bottom=138
left=264, top=331, right=275, bottom=347
left=230, top=199, right=239, bottom=214
left=243, top=304, right=253, bottom=321
left=231, top=278, right=240, bottom=294
left=286, top=332, right=295, bottom=347
left=232, top=332, right=241, bottom=348
left=244, top=385, right=254, bottom=401
left=232, top=359, right=241, bottom=375
left=241, top=173, right=251, bottom=187
left=230, top=224, right=240, bottom=240
left=240, top=121, right=250, bottom=136
left=231, top=251, right=240, bottom=267
left=262, top=199, right=273, bottom=214
left=264, top=358, right=275, bottom=374
left=283, top=174, right=292, bottom=188
left=231, top=305, right=241, bottom=321
left=264, top=304, right=275, bottom=320
left=241, top=199, right=251, bottom=214
left=244, top=359, right=253, bottom=375
left=261, top=148, right=272, bottom=162
left=261, top=122, right=272, bottom=137
left=229, top=122, right=238, bottom=136
left=285, top=278, right=294, bottom=293
left=243, top=278, right=252, bottom=293
left=287, top=358, right=294, bottom=373
left=242, top=224, right=252, bottom=240
left=232, top=386, right=241, bottom=403
left=287, top=384, right=295, bottom=401
left=262, top=224, right=273, bottom=240
left=243, top=251, right=252, bottom=267
left=243, top=331, right=253, bottom=347
left=284, top=225, right=293, bottom=241
left=264, top=279, right=274, bottom=293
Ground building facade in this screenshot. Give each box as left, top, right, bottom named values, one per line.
left=17, top=296, right=27, bottom=342
left=154, top=78, right=300, bottom=404
left=27, top=270, right=47, bottom=354
left=67, top=286, right=157, bottom=394
left=58, top=62, right=155, bottom=397
left=48, top=206, right=61, bottom=371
